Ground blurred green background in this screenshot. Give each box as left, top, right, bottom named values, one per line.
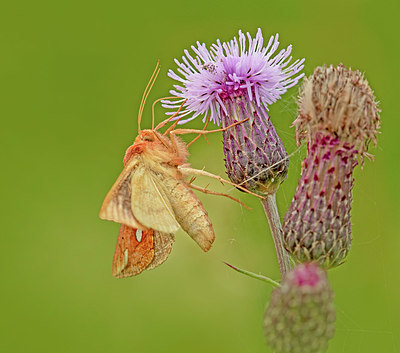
left=1, top=0, right=399, bottom=352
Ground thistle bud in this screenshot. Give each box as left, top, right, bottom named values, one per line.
left=163, top=29, right=304, bottom=196
left=283, top=64, right=380, bottom=268
left=264, top=263, right=335, bottom=353
left=222, top=98, right=289, bottom=195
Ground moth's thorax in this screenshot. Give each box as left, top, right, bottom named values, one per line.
left=123, top=129, right=189, bottom=167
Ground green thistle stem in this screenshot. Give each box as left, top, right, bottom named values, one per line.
left=261, top=193, right=291, bottom=278
left=224, top=262, right=280, bottom=288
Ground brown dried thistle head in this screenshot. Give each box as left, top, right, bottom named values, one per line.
left=293, top=64, right=380, bottom=157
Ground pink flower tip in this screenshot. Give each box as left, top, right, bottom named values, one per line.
left=291, top=263, right=322, bottom=287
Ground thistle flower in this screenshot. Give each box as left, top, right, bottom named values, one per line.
left=283, top=64, right=380, bottom=268
left=164, top=28, right=305, bottom=195
left=264, top=263, right=335, bottom=353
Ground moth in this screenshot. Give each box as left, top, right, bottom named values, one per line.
left=100, top=123, right=218, bottom=277
left=99, top=64, right=254, bottom=278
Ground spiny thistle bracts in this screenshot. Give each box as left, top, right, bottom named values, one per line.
left=293, top=64, right=380, bottom=157
left=283, top=64, right=380, bottom=268
left=164, top=29, right=304, bottom=195
left=222, top=98, right=289, bottom=195
left=264, top=263, right=335, bottom=353
left=283, top=134, right=357, bottom=267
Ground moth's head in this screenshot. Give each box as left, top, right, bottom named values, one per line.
left=122, top=131, right=156, bottom=166
left=134, top=130, right=168, bottom=149
left=135, top=130, right=158, bottom=143
left=123, top=130, right=170, bottom=166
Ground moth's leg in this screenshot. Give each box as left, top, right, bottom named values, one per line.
left=188, top=183, right=251, bottom=210
left=178, top=166, right=264, bottom=200
left=168, top=118, right=195, bottom=156
left=153, top=98, right=186, bottom=153
left=171, top=116, right=248, bottom=168
left=153, top=131, right=171, bottom=150
left=170, top=118, right=249, bottom=137
left=169, top=130, right=180, bottom=155
left=151, top=96, right=180, bottom=130
left=186, top=175, right=197, bottom=185
left=187, top=115, right=211, bottom=147
left=163, top=115, right=186, bottom=136
left=154, top=99, right=187, bottom=132
left=169, top=112, right=208, bottom=154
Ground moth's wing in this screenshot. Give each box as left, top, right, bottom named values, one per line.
left=147, top=232, right=175, bottom=270
left=162, top=177, right=215, bottom=252
left=112, top=224, right=155, bottom=278
left=131, top=166, right=180, bottom=233
left=99, top=158, right=144, bottom=229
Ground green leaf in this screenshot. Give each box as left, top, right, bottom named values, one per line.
left=224, top=262, right=280, bottom=288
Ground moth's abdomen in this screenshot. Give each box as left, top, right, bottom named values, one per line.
left=163, top=178, right=215, bottom=252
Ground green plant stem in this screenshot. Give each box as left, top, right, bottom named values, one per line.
left=261, top=193, right=291, bottom=278
left=224, top=262, right=280, bottom=287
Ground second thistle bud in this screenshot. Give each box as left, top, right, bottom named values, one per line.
left=264, top=263, right=336, bottom=353
left=283, top=134, right=358, bottom=267
left=283, top=64, right=380, bottom=268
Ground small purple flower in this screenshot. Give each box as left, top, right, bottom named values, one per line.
left=165, top=29, right=305, bottom=196
left=164, top=28, right=305, bottom=125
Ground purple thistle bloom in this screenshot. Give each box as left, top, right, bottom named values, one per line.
left=165, top=29, right=305, bottom=195
left=163, top=28, right=305, bottom=125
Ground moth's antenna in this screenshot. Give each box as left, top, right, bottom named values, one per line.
left=138, top=60, right=160, bottom=132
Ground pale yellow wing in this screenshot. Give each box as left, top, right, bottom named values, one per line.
left=131, top=166, right=180, bottom=233
left=99, top=157, right=144, bottom=229
left=161, top=177, right=215, bottom=252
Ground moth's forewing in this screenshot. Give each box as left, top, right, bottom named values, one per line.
left=147, top=232, right=175, bottom=270
left=112, top=225, right=155, bottom=278
left=161, top=176, right=215, bottom=252
left=99, top=158, right=145, bottom=229
left=131, top=166, right=180, bottom=233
